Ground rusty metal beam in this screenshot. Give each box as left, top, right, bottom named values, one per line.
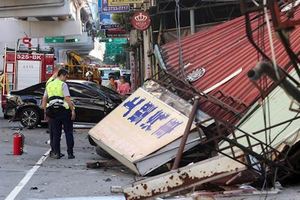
left=172, top=96, right=200, bottom=170
left=123, top=156, right=246, bottom=200
left=252, top=116, right=300, bottom=135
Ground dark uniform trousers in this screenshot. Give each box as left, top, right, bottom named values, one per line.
left=49, top=109, right=74, bottom=155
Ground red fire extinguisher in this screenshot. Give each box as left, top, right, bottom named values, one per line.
left=13, top=131, right=24, bottom=155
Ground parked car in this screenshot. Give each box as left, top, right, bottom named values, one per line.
left=4, top=80, right=123, bottom=128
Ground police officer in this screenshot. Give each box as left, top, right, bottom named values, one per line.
left=42, top=69, right=76, bottom=159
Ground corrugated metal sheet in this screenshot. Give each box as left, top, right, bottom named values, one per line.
left=160, top=11, right=300, bottom=123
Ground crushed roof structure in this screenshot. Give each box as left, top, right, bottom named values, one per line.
left=158, top=10, right=300, bottom=124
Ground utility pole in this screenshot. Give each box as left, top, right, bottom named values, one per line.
left=142, top=2, right=151, bottom=81
left=143, top=29, right=151, bottom=80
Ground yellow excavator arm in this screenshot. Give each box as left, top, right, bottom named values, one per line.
left=67, top=51, right=83, bottom=66
left=64, top=51, right=100, bottom=83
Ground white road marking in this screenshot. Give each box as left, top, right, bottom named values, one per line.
left=5, top=147, right=51, bottom=200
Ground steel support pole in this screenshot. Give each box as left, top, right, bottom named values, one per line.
left=143, top=29, right=151, bottom=81
left=190, top=9, right=195, bottom=35
left=172, top=96, right=200, bottom=170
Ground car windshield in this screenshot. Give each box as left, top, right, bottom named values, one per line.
left=84, top=81, right=119, bottom=96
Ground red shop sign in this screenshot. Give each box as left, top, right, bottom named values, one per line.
left=22, top=36, right=32, bottom=48
left=131, top=11, right=151, bottom=31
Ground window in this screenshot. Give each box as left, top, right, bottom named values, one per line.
left=68, top=83, right=98, bottom=98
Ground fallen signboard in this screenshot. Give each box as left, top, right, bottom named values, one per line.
left=89, top=81, right=212, bottom=175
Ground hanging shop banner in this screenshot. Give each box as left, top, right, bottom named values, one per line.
left=100, top=24, right=121, bottom=29
left=106, top=28, right=129, bottom=38
left=129, top=51, right=137, bottom=91
left=101, top=0, right=130, bottom=13
left=108, top=0, right=143, bottom=6
left=131, top=11, right=151, bottom=31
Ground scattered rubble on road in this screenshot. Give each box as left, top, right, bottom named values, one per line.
left=86, top=160, right=123, bottom=169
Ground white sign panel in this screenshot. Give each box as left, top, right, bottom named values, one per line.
left=89, top=88, right=194, bottom=162
left=17, top=60, right=41, bottom=90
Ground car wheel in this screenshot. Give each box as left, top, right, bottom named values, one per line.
left=95, top=146, right=113, bottom=159
left=20, top=108, right=40, bottom=129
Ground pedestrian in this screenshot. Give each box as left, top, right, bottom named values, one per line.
left=107, top=75, right=117, bottom=91
left=98, top=76, right=102, bottom=85
left=45, top=66, right=64, bottom=131
left=44, top=66, right=60, bottom=150
left=42, top=69, right=76, bottom=159
left=117, top=75, right=131, bottom=96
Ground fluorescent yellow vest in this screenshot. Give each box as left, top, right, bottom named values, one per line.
left=46, top=79, right=69, bottom=109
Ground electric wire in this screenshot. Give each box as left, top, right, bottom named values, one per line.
left=259, top=2, right=293, bottom=197
left=263, top=1, right=300, bottom=188
left=174, top=0, right=186, bottom=82
left=270, top=112, right=300, bottom=146
left=273, top=129, right=300, bottom=189
left=256, top=108, right=299, bottom=198
left=259, top=85, right=269, bottom=200
left=263, top=0, right=281, bottom=81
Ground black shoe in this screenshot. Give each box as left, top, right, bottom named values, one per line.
left=49, top=152, right=64, bottom=159
left=68, top=154, right=75, bottom=159
left=50, top=151, right=64, bottom=156
left=50, top=153, right=61, bottom=159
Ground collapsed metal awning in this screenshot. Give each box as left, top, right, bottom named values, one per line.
left=123, top=72, right=300, bottom=200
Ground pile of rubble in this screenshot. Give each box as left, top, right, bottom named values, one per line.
left=88, top=73, right=300, bottom=199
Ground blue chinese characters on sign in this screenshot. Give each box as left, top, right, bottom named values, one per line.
left=122, top=96, right=182, bottom=138
left=140, top=110, right=170, bottom=131
left=128, top=102, right=157, bottom=124
left=123, top=97, right=145, bottom=117
left=152, top=119, right=183, bottom=138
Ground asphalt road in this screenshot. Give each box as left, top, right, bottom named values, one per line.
left=1, top=106, right=300, bottom=200
left=0, top=116, right=135, bottom=200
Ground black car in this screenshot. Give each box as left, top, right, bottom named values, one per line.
left=4, top=80, right=123, bottom=128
